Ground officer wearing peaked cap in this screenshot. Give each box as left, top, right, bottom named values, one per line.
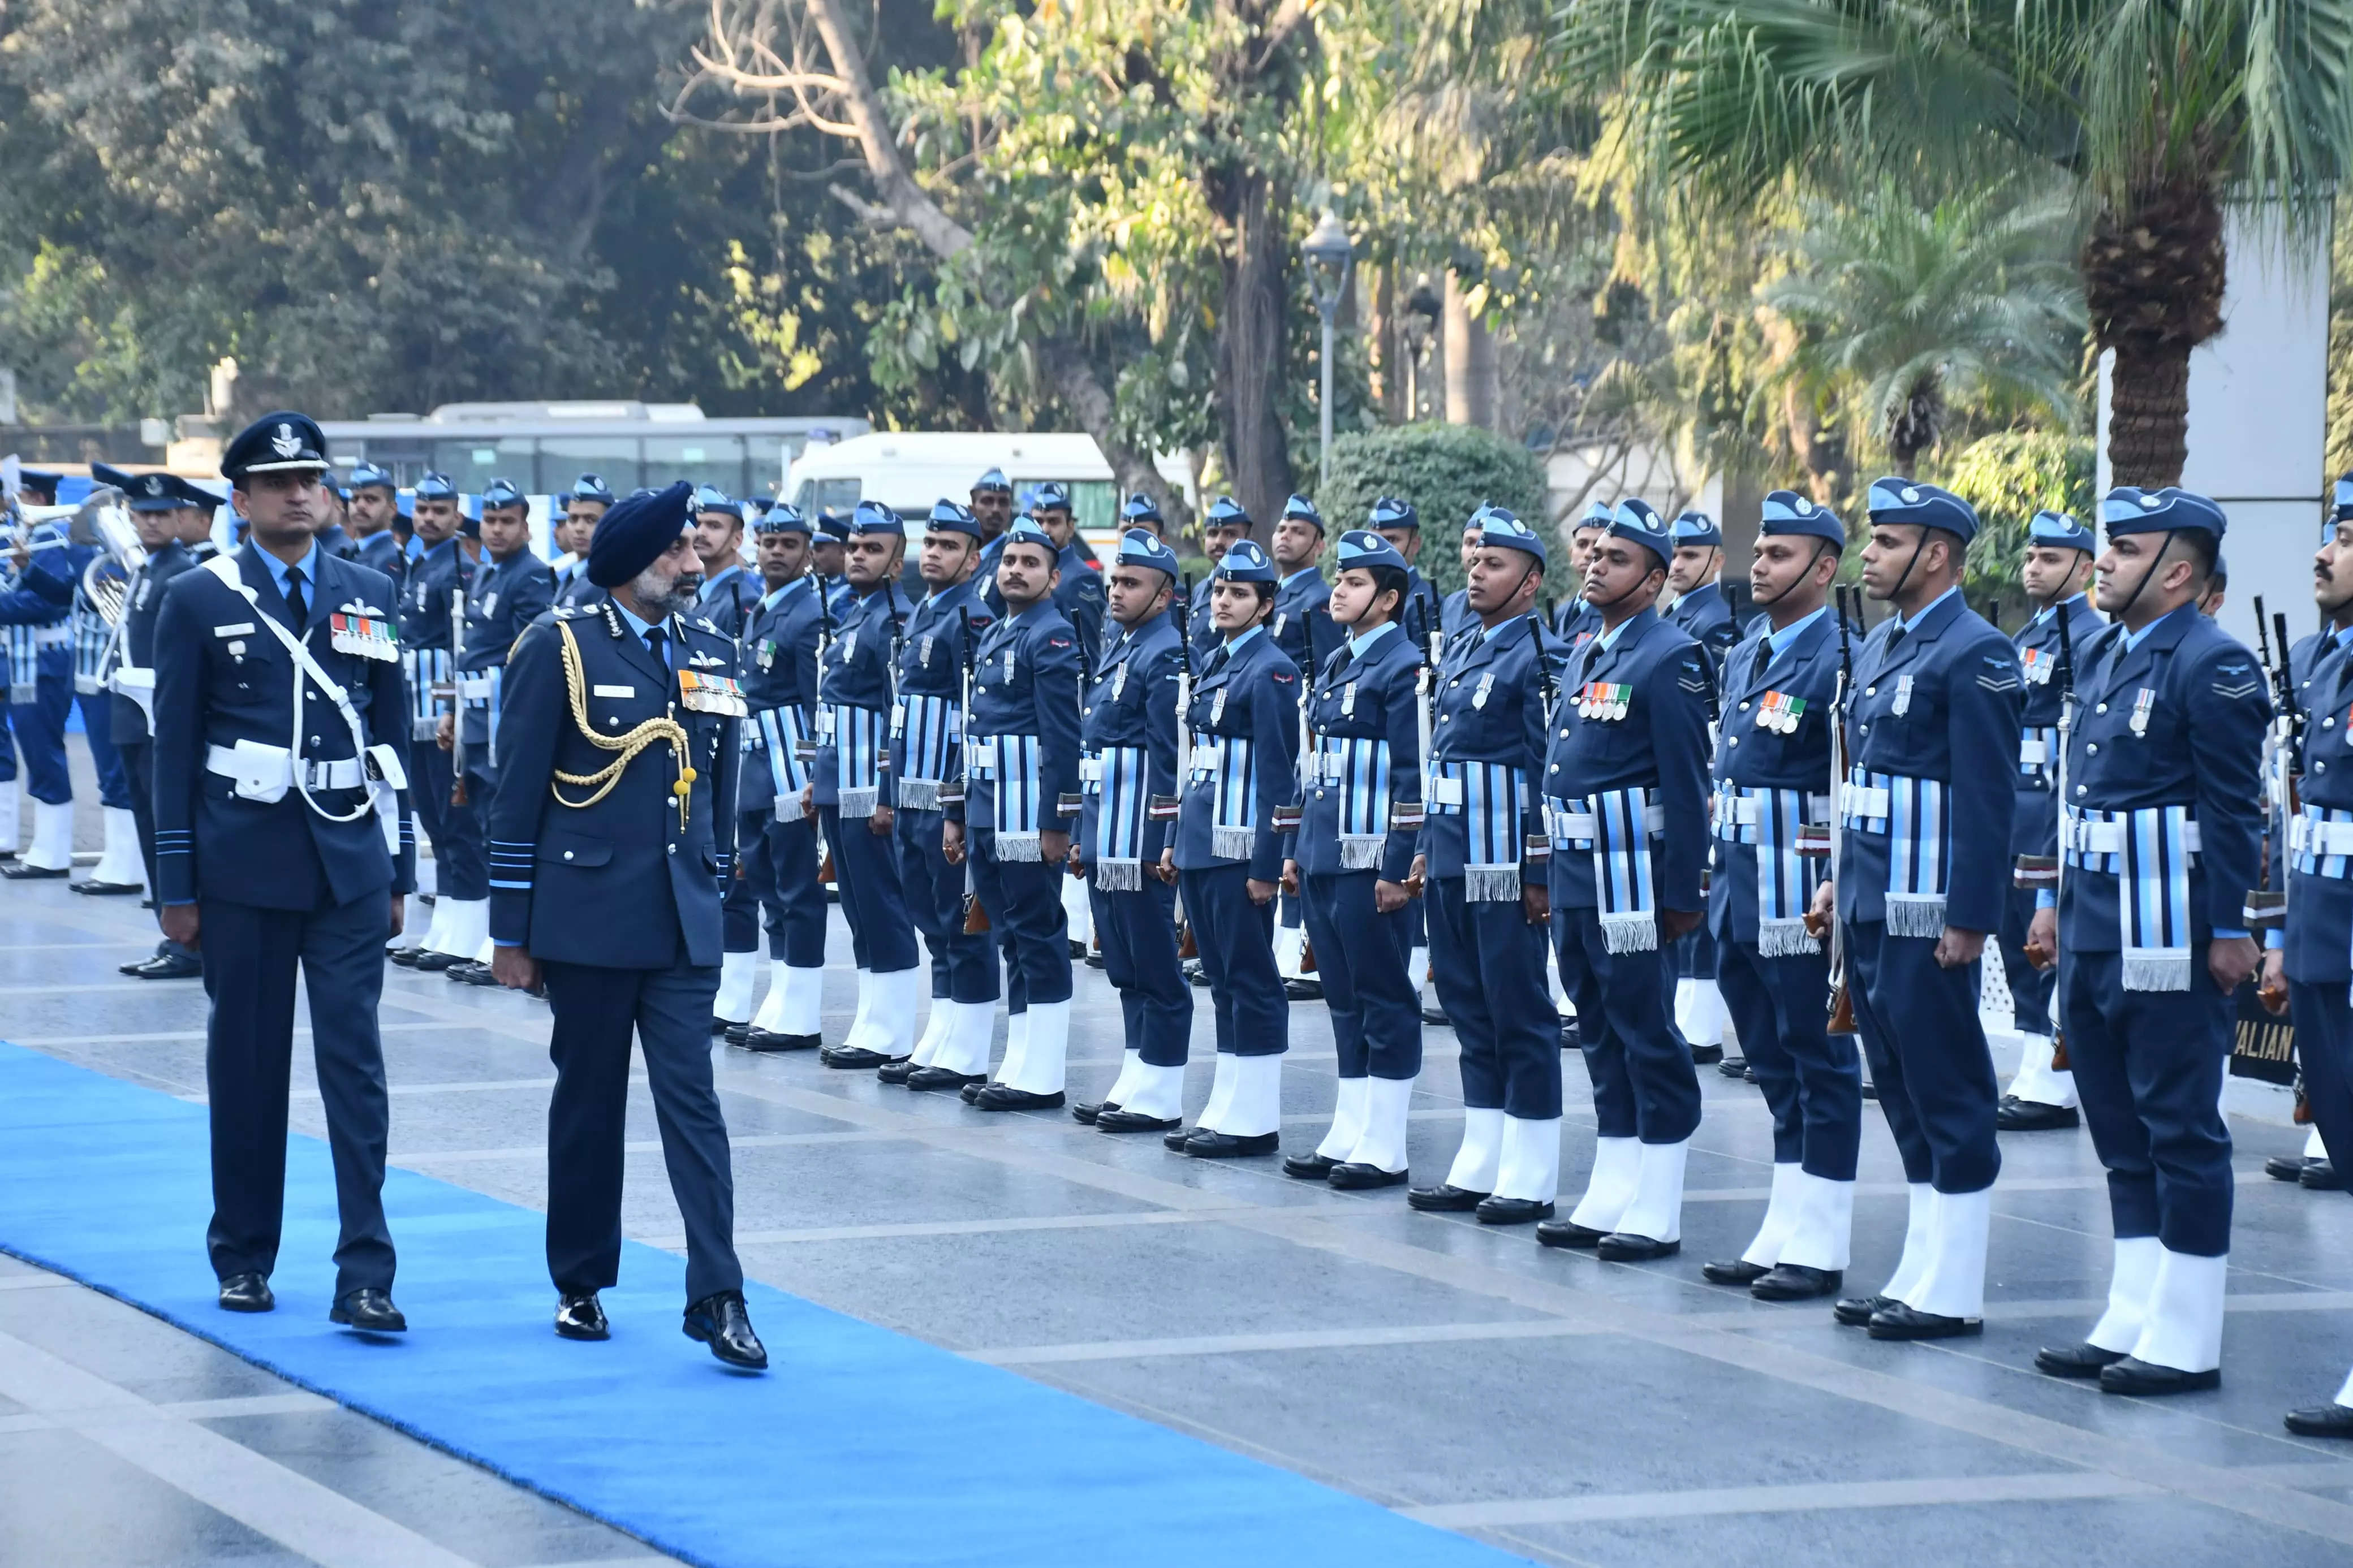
left=151, top=412, right=416, bottom=1331
left=390, top=470, right=487, bottom=970
left=486, top=481, right=765, bottom=1368
left=0, top=467, right=83, bottom=875
left=886, top=501, right=1003, bottom=1088
left=1662, top=508, right=1740, bottom=1068
left=1997, top=509, right=2102, bottom=1133
left=1695, top=491, right=1862, bottom=1300
left=1816, top=479, right=2023, bottom=1342
left=2026, top=487, right=2262, bottom=1397
left=1530, top=498, right=1709, bottom=1258
left=1408, top=508, right=1570, bottom=1219
left=1071, top=529, right=1193, bottom=1130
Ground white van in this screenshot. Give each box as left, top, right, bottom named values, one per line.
left=785, top=432, right=1196, bottom=558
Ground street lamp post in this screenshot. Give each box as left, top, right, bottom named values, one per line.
left=1300, top=210, right=1354, bottom=494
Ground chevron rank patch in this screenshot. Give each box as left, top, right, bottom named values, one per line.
left=1977, top=654, right=2022, bottom=693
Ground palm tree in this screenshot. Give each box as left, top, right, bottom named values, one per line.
left=1557, top=0, right=2353, bottom=485
left=1759, top=182, right=2086, bottom=476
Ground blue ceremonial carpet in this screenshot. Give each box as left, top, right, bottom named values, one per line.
left=0, top=1043, right=1528, bottom=1568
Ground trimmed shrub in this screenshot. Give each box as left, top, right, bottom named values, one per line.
left=1318, top=423, right=1548, bottom=595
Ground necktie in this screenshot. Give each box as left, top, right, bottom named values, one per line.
left=1579, top=641, right=1602, bottom=683
left=1751, top=640, right=1771, bottom=685
left=1884, top=621, right=1907, bottom=658
left=645, top=625, right=667, bottom=670
left=1205, top=646, right=1230, bottom=681
left=283, top=566, right=307, bottom=628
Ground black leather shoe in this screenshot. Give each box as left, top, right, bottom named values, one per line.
left=822, top=1044, right=893, bottom=1070
left=709, top=1015, right=734, bottom=1035
left=2035, top=1342, right=2126, bottom=1380
left=1184, top=960, right=1209, bottom=987
left=1282, top=1152, right=1338, bottom=1181
left=1071, top=1099, right=1115, bottom=1125
left=682, top=1290, right=767, bottom=1370
left=131, top=952, right=203, bottom=980
left=411, top=949, right=463, bottom=971
left=1702, top=1258, right=1770, bottom=1286
left=1421, top=1002, right=1450, bottom=1026
left=141, top=897, right=156, bottom=910
left=2266, top=1153, right=2313, bottom=1182
left=960, top=1082, right=984, bottom=1104
left=1283, top=977, right=1323, bottom=1001
left=1096, top=1108, right=1181, bottom=1134
left=1328, top=1163, right=1409, bottom=1190
left=1084, top=952, right=1107, bottom=969
left=1717, top=1055, right=1748, bottom=1078
left=906, top=1065, right=986, bottom=1092
left=387, top=945, right=424, bottom=967
left=1833, top=1294, right=1891, bottom=1327
left=0, top=861, right=68, bottom=880
left=725, top=1022, right=755, bottom=1048
left=1475, top=1195, right=1554, bottom=1225
left=1184, top=1129, right=1279, bottom=1158
left=2099, top=1357, right=2218, bottom=1396
left=71, top=878, right=143, bottom=896
left=555, top=1292, right=610, bottom=1341
left=330, top=1288, right=407, bottom=1333
left=1534, top=1217, right=1607, bottom=1249
left=1162, top=1126, right=1195, bottom=1151
left=1558, top=1020, right=1580, bottom=1049
left=972, top=1084, right=1066, bottom=1112
left=1751, top=1264, right=1842, bottom=1301
left=744, top=1029, right=821, bottom=1053
left=1867, top=1302, right=1980, bottom=1340
left=1689, top=1041, right=1725, bottom=1065
left=1068, top=937, right=1089, bottom=960
left=2285, top=1402, right=2353, bottom=1438
left=1596, top=1231, right=1679, bottom=1260
left=1996, top=1096, right=2081, bottom=1132
left=2303, top=1159, right=2344, bottom=1191
left=1407, top=1183, right=1488, bottom=1212
left=450, top=961, right=502, bottom=987
left=876, top=1057, right=919, bottom=1085
left=1861, top=1081, right=1879, bottom=1101
left=1743, top=1064, right=1759, bottom=1083
left=218, top=1273, right=274, bottom=1313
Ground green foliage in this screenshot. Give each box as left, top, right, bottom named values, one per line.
left=1320, top=422, right=1547, bottom=594
left=2330, top=221, right=2353, bottom=489
left=1938, top=429, right=2096, bottom=618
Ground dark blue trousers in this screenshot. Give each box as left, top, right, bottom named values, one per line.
left=762, top=814, right=828, bottom=966
left=1553, top=904, right=1701, bottom=1143
left=1093, top=878, right=1191, bottom=1066
left=972, top=830, right=1071, bottom=1006
left=13, top=655, right=72, bottom=803
left=2060, top=949, right=2234, bottom=1256
left=1716, top=937, right=1861, bottom=1178
left=1428, top=877, right=1559, bottom=1118
left=898, top=807, right=997, bottom=1003
left=1996, top=879, right=2058, bottom=1037
left=722, top=807, right=769, bottom=952
left=201, top=890, right=397, bottom=1297
left=0, top=650, right=14, bottom=782
left=542, top=957, right=742, bottom=1305
left=2292, top=980, right=2353, bottom=1201
left=1178, top=864, right=1284, bottom=1055
left=1847, top=920, right=2001, bottom=1194
left=1673, top=922, right=1719, bottom=985
left=821, top=806, right=919, bottom=972
left=412, top=745, right=486, bottom=900
left=1302, top=871, right=1417, bottom=1079
left=76, top=689, right=131, bottom=808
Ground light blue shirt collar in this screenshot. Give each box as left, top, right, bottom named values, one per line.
left=1594, top=613, right=1639, bottom=651
left=2118, top=599, right=2197, bottom=654
left=1766, top=604, right=1828, bottom=659
left=611, top=598, right=673, bottom=667
left=1223, top=623, right=1266, bottom=654
left=2333, top=621, right=2353, bottom=654
left=1347, top=620, right=1398, bottom=659
left=1280, top=567, right=1319, bottom=590
left=2031, top=591, right=2087, bottom=626
left=258, top=539, right=322, bottom=606
left=1894, top=584, right=1959, bottom=631
left=760, top=576, right=809, bottom=613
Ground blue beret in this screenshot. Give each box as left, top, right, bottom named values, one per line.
left=1576, top=500, right=1614, bottom=529
left=1759, top=490, right=1845, bottom=549
left=1609, top=499, right=1673, bottom=566
left=220, top=412, right=328, bottom=482
left=587, top=481, right=695, bottom=588
left=1671, top=510, right=1722, bottom=548
left=2027, top=509, right=2095, bottom=552
left=926, top=499, right=982, bottom=540
left=1213, top=538, right=1278, bottom=582
left=1479, top=506, right=1548, bottom=566
left=1281, top=493, right=1324, bottom=531
left=743, top=495, right=772, bottom=517
left=2100, top=486, right=2226, bottom=539
left=815, top=511, right=851, bottom=542
left=348, top=461, right=395, bottom=491
left=972, top=468, right=1011, bottom=496
left=1001, top=517, right=1058, bottom=559
left=571, top=473, right=617, bottom=506
left=1335, top=529, right=1406, bottom=573
left=1205, top=495, right=1253, bottom=531
left=1865, top=477, right=1978, bottom=543
left=480, top=478, right=527, bottom=512
left=692, top=484, right=742, bottom=521
left=1033, top=481, right=1072, bottom=512
left=1116, top=528, right=1180, bottom=577
left=2334, top=473, right=2352, bottom=523
left=412, top=471, right=458, bottom=502
left=851, top=499, right=903, bottom=537
left=1121, top=490, right=1162, bottom=524
left=755, top=502, right=809, bottom=535
left=1464, top=502, right=1493, bottom=531
left=1368, top=496, right=1418, bottom=530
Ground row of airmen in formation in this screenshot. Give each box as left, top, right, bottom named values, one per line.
left=11, top=415, right=2353, bottom=1432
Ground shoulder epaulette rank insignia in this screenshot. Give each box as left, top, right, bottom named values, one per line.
left=678, top=669, right=748, bottom=716
left=696, top=617, right=720, bottom=634
left=1978, top=655, right=2022, bottom=692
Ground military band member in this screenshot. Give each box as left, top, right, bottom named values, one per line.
left=1161, top=538, right=1300, bottom=1152
left=950, top=517, right=1085, bottom=1109
left=0, top=474, right=81, bottom=879
left=734, top=504, right=831, bottom=1054
left=1407, top=509, right=1562, bottom=1220
left=1662, top=509, right=1738, bottom=1066
left=885, top=502, right=1002, bottom=1087
left=345, top=464, right=405, bottom=583
left=152, top=413, right=413, bottom=1331
left=487, top=481, right=763, bottom=1368
left=389, top=472, right=486, bottom=968
left=807, top=503, right=922, bottom=1069
left=2022, top=489, right=2262, bottom=1394
left=1997, top=511, right=2102, bottom=1131
left=1072, top=530, right=1192, bottom=1130
left=1191, top=497, right=1255, bottom=662
left=67, top=467, right=153, bottom=897
left=691, top=487, right=761, bottom=640
left=552, top=476, right=615, bottom=610
left=1813, top=480, right=2021, bottom=1341
left=1696, top=493, right=1860, bottom=1298
left=1280, top=530, right=1426, bottom=1186
left=1528, top=500, right=1708, bottom=1258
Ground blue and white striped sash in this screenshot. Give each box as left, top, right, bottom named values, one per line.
left=1192, top=732, right=1260, bottom=862
left=5, top=624, right=33, bottom=703
left=828, top=702, right=889, bottom=817
left=2066, top=804, right=2197, bottom=991
left=1714, top=781, right=1825, bottom=956
left=753, top=705, right=813, bottom=800
left=1087, top=745, right=1150, bottom=889
left=2019, top=723, right=2058, bottom=779
left=402, top=649, right=449, bottom=741
left=1841, top=766, right=1949, bottom=937
left=1316, top=736, right=1391, bottom=870
left=972, top=733, right=1046, bottom=861
left=895, top=693, right=959, bottom=810
left=2290, top=803, right=2353, bottom=880
left=71, top=599, right=110, bottom=694
left=1438, top=760, right=1525, bottom=902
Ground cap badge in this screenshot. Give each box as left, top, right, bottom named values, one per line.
left=271, top=424, right=301, bottom=459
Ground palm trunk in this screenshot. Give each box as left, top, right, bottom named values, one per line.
left=2105, top=338, right=2193, bottom=487
left=1206, top=162, right=1295, bottom=522
left=1442, top=270, right=1498, bottom=429
left=2082, top=182, right=2227, bottom=490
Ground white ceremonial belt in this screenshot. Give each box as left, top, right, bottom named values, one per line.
left=456, top=675, right=496, bottom=699
left=1189, top=744, right=1222, bottom=772
left=2062, top=817, right=2203, bottom=856
left=29, top=626, right=70, bottom=649
left=1430, top=775, right=1464, bottom=806
left=2018, top=737, right=2049, bottom=766
left=2292, top=814, right=2353, bottom=856
left=206, top=744, right=364, bottom=793
left=1549, top=802, right=1667, bottom=841
left=1079, top=757, right=1104, bottom=783
left=1840, top=783, right=1890, bottom=818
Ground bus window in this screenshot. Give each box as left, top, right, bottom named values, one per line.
left=793, top=477, right=862, bottom=516
left=1015, top=480, right=1116, bottom=534
left=538, top=437, right=644, bottom=495
left=744, top=434, right=794, bottom=498
left=433, top=437, right=537, bottom=494
left=646, top=435, right=748, bottom=497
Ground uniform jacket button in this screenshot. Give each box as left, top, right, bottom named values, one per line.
left=2096, top=703, right=2108, bottom=713
left=1729, top=736, right=1740, bottom=746
left=1739, top=702, right=1751, bottom=711
left=668, top=844, right=678, bottom=854
left=2086, top=742, right=2098, bottom=753
left=563, top=850, right=575, bottom=861
left=1866, top=686, right=1877, bottom=696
